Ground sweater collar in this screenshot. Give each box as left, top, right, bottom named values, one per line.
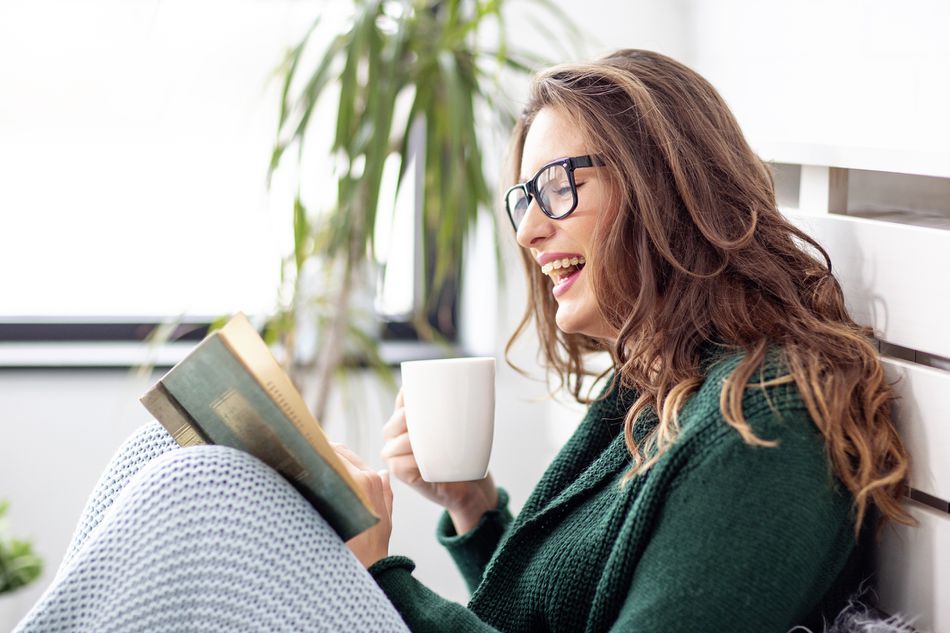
left=513, top=340, right=730, bottom=538
left=513, top=378, right=654, bottom=532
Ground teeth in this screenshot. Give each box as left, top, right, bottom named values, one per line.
left=540, top=256, right=586, bottom=276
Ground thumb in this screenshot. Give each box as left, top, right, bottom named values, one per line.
left=378, top=469, right=394, bottom=516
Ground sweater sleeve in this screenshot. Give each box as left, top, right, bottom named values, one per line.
left=435, top=487, right=514, bottom=593
left=609, top=405, right=857, bottom=632
left=368, top=557, right=503, bottom=632
left=366, top=488, right=513, bottom=632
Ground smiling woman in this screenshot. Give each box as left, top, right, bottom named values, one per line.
left=504, top=51, right=916, bottom=517
left=370, top=49, right=916, bottom=632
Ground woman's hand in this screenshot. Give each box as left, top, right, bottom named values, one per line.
left=331, top=442, right=393, bottom=569
left=381, top=389, right=499, bottom=535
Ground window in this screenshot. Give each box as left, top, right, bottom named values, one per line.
left=0, top=0, right=443, bottom=364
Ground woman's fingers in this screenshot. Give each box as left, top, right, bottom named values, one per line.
left=382, top=407, right=407, bottom=441
left=334, top=442, right=410, bottom=492
left=332, top=442, right=372, bottom=471
left=395, top=388, right=404, bottom=409
left=333, top=444, right=393, bottom=519
left=386, top=454, right=423, bottom=485
left=380, top=433, right=412, bottom=460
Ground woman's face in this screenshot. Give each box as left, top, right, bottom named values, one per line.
left=516, top=106, right=618, bottom=342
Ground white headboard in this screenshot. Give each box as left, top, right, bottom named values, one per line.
left=762, top=143, right=950, bottom=632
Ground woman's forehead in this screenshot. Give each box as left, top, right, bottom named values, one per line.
left=520, top=107, right=589, bottom=179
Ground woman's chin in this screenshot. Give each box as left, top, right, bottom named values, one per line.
left=554, top=305, right=582, bottom=335
left=555, top=302, right=615, bottom=341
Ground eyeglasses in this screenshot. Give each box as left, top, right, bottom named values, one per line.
left=504, top=155, right=604, bottom=231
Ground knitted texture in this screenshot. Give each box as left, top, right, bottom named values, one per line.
left=435, top=488, right=514, bottom=594
left=370, top=349, right=869, bottom=633
left=60, top=421, right=178, bottom=572
left=14, top=422, right=410, bottom=633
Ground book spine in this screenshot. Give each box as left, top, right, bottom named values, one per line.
left=217, top=314, right=371, bottom=511
left=161, top=335, right=378, bottom=541
left=140, top=382, right=209, bottom=447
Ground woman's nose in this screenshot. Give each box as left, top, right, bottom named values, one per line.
left=515, top=200, right=554, bottom=249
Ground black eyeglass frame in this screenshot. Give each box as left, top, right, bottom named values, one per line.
left=504, top=154, right=604, bottom=231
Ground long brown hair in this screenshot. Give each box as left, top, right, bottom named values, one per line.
left=504, top=49, right=914, bottom=539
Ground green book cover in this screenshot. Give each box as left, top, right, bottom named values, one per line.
left=161, top=335, right=378, bottom=541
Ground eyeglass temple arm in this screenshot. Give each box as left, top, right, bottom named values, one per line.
left=570, top=155, right=605, bottom=169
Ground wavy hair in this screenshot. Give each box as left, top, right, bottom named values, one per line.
left=504, top=49, right=914, bottom=539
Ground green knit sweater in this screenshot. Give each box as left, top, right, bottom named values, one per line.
left=368, top=349, right=867, bottom=632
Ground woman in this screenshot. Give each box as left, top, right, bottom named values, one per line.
left=15, top=50, right=913, bottom=633
left=365, top=49, right=916, bottom=631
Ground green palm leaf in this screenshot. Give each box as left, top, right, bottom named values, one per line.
left=268, top=0, right=584, bottom=421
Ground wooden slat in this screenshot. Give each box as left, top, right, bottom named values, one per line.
left=876, top=502, right=950, bottom=633
left=882, top=357, right=950, bottom=503
left=754, top=141, right=950, bottom=179
left=786, top=211, right=950, bottom=359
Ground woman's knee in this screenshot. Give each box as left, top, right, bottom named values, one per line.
left=94, top=420, right=178, bottom=494
left=102, top=446, right=360, bottom=596
left=115, top=444, right=338, bottom=544
left=118, top=420, right=178, bottom=458
left=123, top=444, right=292, bottom=509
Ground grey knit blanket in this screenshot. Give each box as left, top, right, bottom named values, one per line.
left=13, top=422, right=410, bottom=632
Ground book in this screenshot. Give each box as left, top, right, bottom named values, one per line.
left=139, top=313, right=378, bottom=541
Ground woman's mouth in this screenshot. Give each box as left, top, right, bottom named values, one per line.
left=541, top=256, right=586, bottom=298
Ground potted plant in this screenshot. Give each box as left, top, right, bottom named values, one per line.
left=266, top=0, right=580, bottom=423
left=0, top=500, right=43, bottom=628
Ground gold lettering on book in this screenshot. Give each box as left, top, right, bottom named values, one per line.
left=211, top=389, right=309, bottom=482
left=174, top=426, right=206, bottom=447
left=265, top=380, right=311, bottom=430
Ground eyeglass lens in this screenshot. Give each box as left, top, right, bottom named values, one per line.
left=506, top=162, right=575, bottom=230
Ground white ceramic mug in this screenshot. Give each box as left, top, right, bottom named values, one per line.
left=399, top=357, right=495, bottom=482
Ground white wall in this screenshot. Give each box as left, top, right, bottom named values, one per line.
left=684, top=0, right=950, bottom=155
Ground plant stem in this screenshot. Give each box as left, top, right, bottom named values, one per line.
left=312, top=180, right=368, bottom=421
left=312, top=252, right=358, bottom=423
